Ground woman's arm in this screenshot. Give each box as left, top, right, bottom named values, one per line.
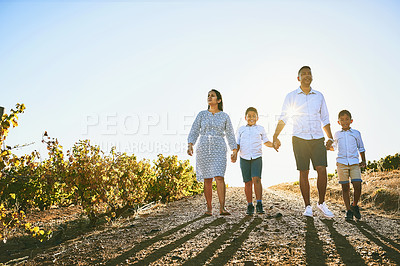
left=225, top=114, right=238, bottom=151
left=187, top=112, right=202, bottom=156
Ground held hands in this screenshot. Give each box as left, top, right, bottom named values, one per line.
left=325, top=139, right=334, bottom=151
left=272, top=136, right=281, bottom=152
left=231, top=149, right=238, bottom=163
left=187, top=143, right=194, bottom=156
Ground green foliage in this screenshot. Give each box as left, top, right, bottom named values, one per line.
left=366, top=153, right=400, bottom=172
left=327, top=173, right=336, bottom=181
left=106, top=150, right=153, bottom=218
left=1, top=103, right=203, bottom=241
left=212, top=181, right=217, bottom=191
left=0, top=202, right=51, bottom=242
left=0, top=103, right=25, bottom=148
left=1, top=104, right=51, bottom=242
left=66, top=142, right=154, bottom=225
left=147, top=154, right=202, bottom=203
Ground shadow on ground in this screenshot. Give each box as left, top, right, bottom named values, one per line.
left=0, top=215, right=108, bottom=264
left=305, top=217, right=326, bottom=265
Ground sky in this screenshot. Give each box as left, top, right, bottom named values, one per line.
left=1, top=0, right=400, bottom=187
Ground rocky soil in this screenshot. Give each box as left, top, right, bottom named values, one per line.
left=1, top=187, right=400, bottom=265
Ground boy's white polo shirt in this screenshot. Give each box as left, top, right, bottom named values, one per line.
left=237, top=124, right=270, bottom=160
left=334, top=128, right=365, bottom=165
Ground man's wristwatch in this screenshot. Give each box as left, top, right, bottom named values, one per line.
left=327, top=138, right=334, bottom=142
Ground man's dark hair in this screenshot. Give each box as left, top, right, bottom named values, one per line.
left=298, top=66, right=312, bottom=76
left=245, top=107, right=258, bottom=116
left=338, top=110, right=352, bottom=119
left=208, top=89, right=223, bottom=111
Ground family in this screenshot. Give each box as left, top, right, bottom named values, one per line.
left=187, top=66, right=366, bottom=221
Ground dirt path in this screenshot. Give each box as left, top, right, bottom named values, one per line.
left=2, top=187, right=400, bottom=265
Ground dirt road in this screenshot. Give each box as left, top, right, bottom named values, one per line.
left=3, top=187, right=400, bottom=265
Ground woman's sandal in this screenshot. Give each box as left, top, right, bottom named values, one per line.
left=220, top=209, right=231, bottom=216
left=204, top=210, right=212, bottom=216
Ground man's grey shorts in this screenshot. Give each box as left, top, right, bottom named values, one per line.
left=292, top=136, right=327, bottom=171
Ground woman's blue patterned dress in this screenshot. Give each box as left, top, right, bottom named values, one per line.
left=188, top=110, right=237, bottom=182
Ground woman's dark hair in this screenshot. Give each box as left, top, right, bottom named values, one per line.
left=208, top=89, right=223, bottom=111
left=338, top=109, right=352, bottom=119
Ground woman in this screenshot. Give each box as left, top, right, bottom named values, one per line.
left=187, top=89, right=238, bottom=216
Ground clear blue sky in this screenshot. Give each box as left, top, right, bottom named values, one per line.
left=1, top=0, right=400, bottom=187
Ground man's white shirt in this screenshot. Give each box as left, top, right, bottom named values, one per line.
left=279, top=87, right=330, bottom=140
left=237, top=124, right=269, bottom=160
left=334, top=128, right=365, bottom=165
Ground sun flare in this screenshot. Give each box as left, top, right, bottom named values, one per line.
left=286, top=104, right=301, bottom=118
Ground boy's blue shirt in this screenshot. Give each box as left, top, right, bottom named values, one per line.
left=334, top=128, right=365, bottom=165
left=237, top=124, right=269, bottom=160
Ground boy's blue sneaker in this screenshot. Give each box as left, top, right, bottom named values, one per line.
left=351, top=205, right=361, bottom=220
left=246, top=204, right=255, bottom=215
left=256, top=202, right=265, bottom=214
left=345, top=210, right=354, bottom=221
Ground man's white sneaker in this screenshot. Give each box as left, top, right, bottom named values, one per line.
left=317, top=202, right=334, bottom=218
left=303, top=205, right=313, bottom=217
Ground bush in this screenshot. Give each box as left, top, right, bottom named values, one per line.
left=146, top=154, right=202, bottom=203
left=1, top=103, right=203, bottom=241
left=1, top=104, right=51, bottom=242
left=366, top=153, right=400, bottom=172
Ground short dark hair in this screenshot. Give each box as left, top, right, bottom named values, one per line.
left=338, top=110, right=352, bottom=119
left=245, top=107, right=258, bottom=116
left=207, top=89, right=223, bottom=111
left=298, top=66, right=311, bottom=76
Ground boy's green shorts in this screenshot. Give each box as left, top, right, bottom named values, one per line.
left=240, top=157, right=262, bottom=183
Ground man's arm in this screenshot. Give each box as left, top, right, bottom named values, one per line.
left=264, top=141, right=278, bottom=152
left=273, top=120, right=286, bottom=151
left=323, top=123, right=334, bottom=150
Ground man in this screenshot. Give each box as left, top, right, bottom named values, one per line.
left=273, top=66, right=334, bottom=218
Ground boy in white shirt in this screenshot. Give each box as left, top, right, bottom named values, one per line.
left=333, top=110, right=366, bottom=221
left=232, top=107, right=274, bottom=215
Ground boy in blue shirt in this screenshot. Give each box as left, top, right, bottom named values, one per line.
left=333, top=110, right=366, bottom=221
left=232, top=107, right=274, bottom=215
